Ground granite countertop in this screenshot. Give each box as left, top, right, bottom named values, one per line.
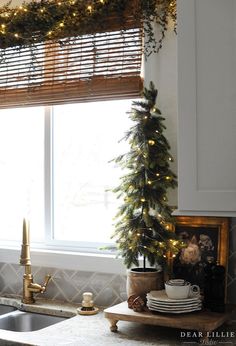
left=0, top=295, right=235, bottom=346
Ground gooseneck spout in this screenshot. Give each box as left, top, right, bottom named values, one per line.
left=19, top=219, right=51, bottom=304
left=20, top=219, right=31, bottom=266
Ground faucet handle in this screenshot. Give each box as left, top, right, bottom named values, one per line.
left=42, top=274, right=51, bottom=291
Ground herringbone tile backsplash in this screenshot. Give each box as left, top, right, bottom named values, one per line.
left=0, top=219, right=235, bottom=307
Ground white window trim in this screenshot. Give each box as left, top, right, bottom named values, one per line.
left=0, top=247, right=127, bottom=275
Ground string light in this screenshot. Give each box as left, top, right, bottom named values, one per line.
left=156, top=173, right=160, bottom=177
left=59, top=22, right=64, bottom=27
left=14, top=33, right=19, bottom=38
left=140, top=198, right=146, bottom=202
left=0, top=0, right=174, bottom=55
left=168, top=157, right=172, bottom=161
left=147, top=180, right=152, bottom=185
left=148, top=140, right=155, bottom=146
left=165, top=176, right=171, bottom=180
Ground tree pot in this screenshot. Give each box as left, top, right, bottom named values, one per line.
left=126, top=268, right=164, bottom=298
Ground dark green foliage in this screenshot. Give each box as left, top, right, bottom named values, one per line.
left=0, top=0, right=176, bottom=56
left=112, top=82, right=182, bottom=269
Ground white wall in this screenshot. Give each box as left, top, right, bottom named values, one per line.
left=144, top=21, right=178, bottom=206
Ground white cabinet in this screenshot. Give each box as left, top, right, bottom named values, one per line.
left=176, top=0, right=236, bottom=216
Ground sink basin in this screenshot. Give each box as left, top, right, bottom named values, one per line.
left=0, top=310, right=66, bottom=332
left=0, top=305, right=16, bottom=315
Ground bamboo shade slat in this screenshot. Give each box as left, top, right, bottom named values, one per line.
left=0, top=27, right=143, bottom=108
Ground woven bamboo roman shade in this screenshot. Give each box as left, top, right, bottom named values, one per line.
left=0, top=26, right=143, bottom=108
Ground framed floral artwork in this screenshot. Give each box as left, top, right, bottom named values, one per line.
left=173, top=216, right=229, bottom=292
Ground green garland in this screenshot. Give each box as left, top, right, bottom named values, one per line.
left=0, top=0, right=176, bottom=56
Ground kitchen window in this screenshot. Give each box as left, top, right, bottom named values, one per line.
left=0, top=18, right=142, bottom=261
left=0, top=99, right=133, bottom=253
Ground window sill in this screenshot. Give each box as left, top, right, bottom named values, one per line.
left=0, top=247, right=127, bottom=275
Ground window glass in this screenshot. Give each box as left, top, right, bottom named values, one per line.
left=0, top=107, right=44, bottom=242
left=52, top=100, right=132, bottom=244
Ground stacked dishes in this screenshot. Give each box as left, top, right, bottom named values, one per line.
left=147, top=290, right=202, bottom=314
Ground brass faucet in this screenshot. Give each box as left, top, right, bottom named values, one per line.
left=20, top=219, right=51, bottom=304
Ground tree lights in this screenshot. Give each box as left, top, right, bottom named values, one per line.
left=111, top=82, right=183, bottom=269
left=0, top=0, right=176, bottom=56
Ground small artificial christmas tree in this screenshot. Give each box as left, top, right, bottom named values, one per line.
left=112, top=82, right=182, bottom=271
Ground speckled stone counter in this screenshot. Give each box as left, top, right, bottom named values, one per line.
left=0, top=296, right=235, bottom=346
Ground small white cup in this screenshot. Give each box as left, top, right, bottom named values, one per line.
left=165, top=282, right=200, bottom=299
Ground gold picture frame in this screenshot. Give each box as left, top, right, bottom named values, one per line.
left=173, top=216, right=229, bottom=297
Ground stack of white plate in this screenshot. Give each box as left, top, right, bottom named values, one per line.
left=147, top=290, right=202, bottom=314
